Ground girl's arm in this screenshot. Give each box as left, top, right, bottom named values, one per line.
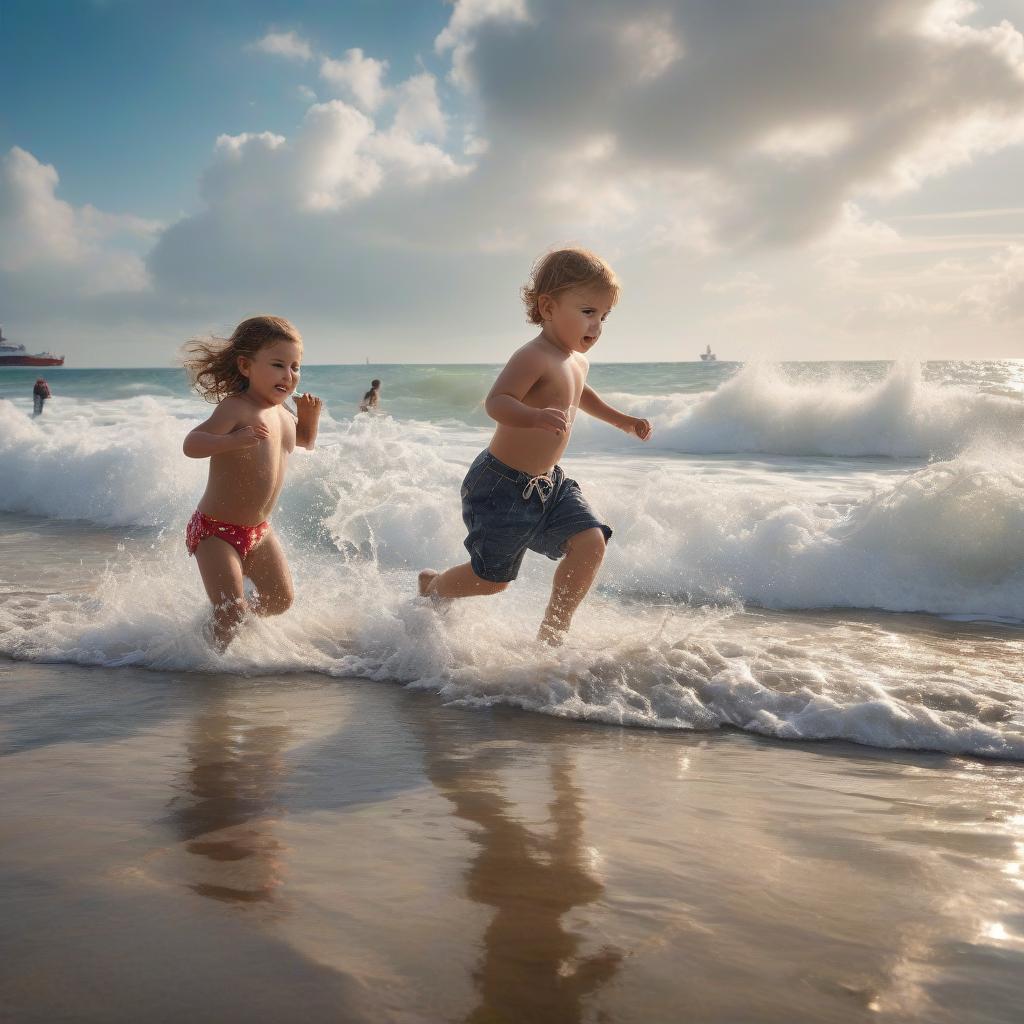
left=183, top=401, right=268, bottom=458
left=579, top=385, right=653, bottom=440
left=485, top=346, right=568, bottom=434
left=294, top=393, right=322, bottom=450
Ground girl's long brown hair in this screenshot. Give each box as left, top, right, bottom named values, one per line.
left=182, top=315, right=302, bottom=403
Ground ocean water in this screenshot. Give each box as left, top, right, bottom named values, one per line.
left=2, top=359, right=1023, bottom=759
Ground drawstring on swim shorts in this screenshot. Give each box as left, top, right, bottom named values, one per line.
left=522, top=473, right=554, bottom=503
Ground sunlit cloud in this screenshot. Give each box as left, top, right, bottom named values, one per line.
left=0, top=146, right=157, bottom=295
left=4, top=0, right=1024, bottom=360
left=320, top=48, right=390, bottom=112
left=250, top=30, right=314, bottom=62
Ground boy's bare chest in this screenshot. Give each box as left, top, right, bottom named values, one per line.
left=523, top=362, right=585, bottom=410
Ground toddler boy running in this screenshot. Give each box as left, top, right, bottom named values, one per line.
left=419, top=247, right=652, bottom=643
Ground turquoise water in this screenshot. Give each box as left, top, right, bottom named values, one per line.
left=2, top=359, right=1022, bottom=400
left=0, top=362, right=741, bottom=425
left=4, top=360, right=1022, bottom=429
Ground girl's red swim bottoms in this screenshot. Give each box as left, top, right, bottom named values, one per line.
left=185, top=509, right=270, bottom=560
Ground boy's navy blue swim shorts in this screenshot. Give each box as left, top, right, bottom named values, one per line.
left=460, top=449, right=612, bottom=584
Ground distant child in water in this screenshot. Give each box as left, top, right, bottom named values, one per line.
left=182, top=315, right=322, bottom=650
left=359, top=378, right=381, bottom=413
left=32, top=377, right=51, bottom=417
left=419, top=248, right=652, bottom=643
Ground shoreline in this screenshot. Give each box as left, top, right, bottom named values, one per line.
left=3, top=657, right=1023, bottom=1023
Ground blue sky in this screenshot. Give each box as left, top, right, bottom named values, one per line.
left=1, top=1, right=449, bottom=217
left=2, top=0, right=1023, bottom=365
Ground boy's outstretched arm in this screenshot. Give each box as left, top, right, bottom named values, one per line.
left=485, top=347, right=569, bottom=434
left=182, top=401, right=268, bottom=458
left=294, top=393, right=322, bottom=449
left=579, top=385, right=653, bottom=440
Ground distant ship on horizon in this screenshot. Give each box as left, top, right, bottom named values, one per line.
left=700, top=344, right=717, bottom=362
left=0, top=325, right=65, bottom=367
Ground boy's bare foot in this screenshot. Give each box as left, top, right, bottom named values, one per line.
left=537, top=621, right=568, bottom=646
left=418, top=569, right=439, bottom=597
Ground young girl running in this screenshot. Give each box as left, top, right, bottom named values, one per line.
left=182, top=315, right=322, bottom=650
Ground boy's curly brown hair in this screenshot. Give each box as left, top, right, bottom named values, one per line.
left=521, top=247, right=620, bottom=325
left=182, top=315, right=302, bottom=403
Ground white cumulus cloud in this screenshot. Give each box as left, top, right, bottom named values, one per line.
left=251, top=30, right=314, bottom=61
left=320, top=48, right=390, bottom=112
left=7, top=0, right=1024, bottom=361
left=0, top=146, right=157, bottom=294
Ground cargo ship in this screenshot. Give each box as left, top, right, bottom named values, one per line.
left=0, top=326, right=65, bottom=366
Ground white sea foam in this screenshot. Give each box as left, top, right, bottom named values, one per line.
left=0, top=396, right=202, bottom=526
left=3, top=396, right=1024, bottom=620
left=599, top=441, right=1024, bottom=619
left=1, top=541, right=1021, bottom=759
left=578, top=361, right=1024, bottom=457
left=260, top=419, right=1024, bottom=622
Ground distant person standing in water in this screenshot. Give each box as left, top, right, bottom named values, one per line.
left=359, top=378, right=381, bottom=413
left=32, top=378, right=51, bottom=417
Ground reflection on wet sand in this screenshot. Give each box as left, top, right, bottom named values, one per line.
left=164, top=689, right=290, bottom=904
left=419, top=719, right=621, bottom=1024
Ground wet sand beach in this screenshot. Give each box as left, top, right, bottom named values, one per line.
left=3, top=656, right=1024, bottom=1024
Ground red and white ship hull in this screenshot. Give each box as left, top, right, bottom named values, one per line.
left=0, top=354, right=65, bottom=367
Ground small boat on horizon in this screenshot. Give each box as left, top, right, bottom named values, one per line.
left=700, top=344, right=717, bottom=362
left=0, top=325, right=65, bottom=367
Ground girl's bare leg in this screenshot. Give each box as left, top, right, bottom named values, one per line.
left=538, top=528, right=606, bottom=645
left=418, top=562, right=508, bottom=599
left=243, top=530, right=294, bottom=617
left=194, top=536, right=248, bottom=651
